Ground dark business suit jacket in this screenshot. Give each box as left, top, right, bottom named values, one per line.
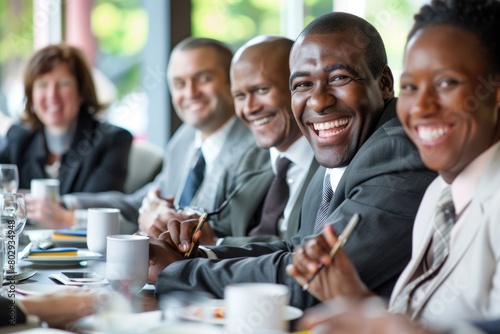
left=0, top=111, right=132, bottom=195
left=211, top=144, right=320, bottom=245
left=71, top=118, right=257, bottom=225
left=156, top=99, right=437, bottom=309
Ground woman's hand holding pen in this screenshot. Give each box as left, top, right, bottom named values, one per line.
left=286, top=224, right=372, bottom=301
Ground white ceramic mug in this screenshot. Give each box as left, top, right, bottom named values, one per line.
left=106, top=234, right=149, bottom=294
left=225, top=283, right=290, bottom=334
left=86, top=208, right=120, bottom=254
left=30, top=179, right=60, bottom=203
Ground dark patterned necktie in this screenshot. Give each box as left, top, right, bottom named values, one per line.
left=178, top=148, right=206, bottom=207
left=249, top=157, right=292, bottom=236
left=391, top=186, right=455, bottom=318
left=313, top=173, right=334, bottom=234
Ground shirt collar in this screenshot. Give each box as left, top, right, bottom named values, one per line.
left=269, top=136, right=313, bottom=174
left=326, top=166, right=347, bottom=192
left=441, top=141, right=500, bottom=215
left=194, top=116, right=236, bottom=166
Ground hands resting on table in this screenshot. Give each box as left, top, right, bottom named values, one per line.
left=25, top=195, right=74, bottom=229
left=147, top=214, right=214, bottom=285
left=15, top=290, right=95, bottom=328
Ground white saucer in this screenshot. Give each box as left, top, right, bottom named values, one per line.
left=180, top=300, right=303, bottom=325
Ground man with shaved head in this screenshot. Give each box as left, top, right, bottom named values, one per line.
left=148, top=12, right=436, bottom=311
left=148, top=36, right=318, bottom=245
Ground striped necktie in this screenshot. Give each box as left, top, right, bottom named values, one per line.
left=391, top=186, right=455, bottom=318
left=313, top=173, right=334, bottom=233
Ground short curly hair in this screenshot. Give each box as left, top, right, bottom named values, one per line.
left=409, top=0, right=500, bottom=73
left=22, top=44, right=105, bottom=129
left=298, top=12, right=388, bottom=79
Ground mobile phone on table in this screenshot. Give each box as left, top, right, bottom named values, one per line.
left=60, top=271, right=101, bottom=282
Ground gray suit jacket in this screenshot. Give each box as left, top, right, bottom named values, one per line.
left=156, top=99, right=437, bottom=309
left=210, top=145, right=320, bottom=245
left=70, top=118, right=256, bottom=227
left=389, top=144, right=500, bottom=325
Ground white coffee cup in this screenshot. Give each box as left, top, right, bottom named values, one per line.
left=225, top=283, right=290, bottom=334
left=30, top=179, right=60, bottom=203
left=86, top=208, right=120, bottom=254
left=106, top=234, right=149, bottom=294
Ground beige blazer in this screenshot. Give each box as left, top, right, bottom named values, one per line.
left=389, top=144, right=500, bottom=326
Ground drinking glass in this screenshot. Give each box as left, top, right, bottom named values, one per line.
left=0, top=193, right=27, bottom=273
left=0, top=164, right=19, bottom=194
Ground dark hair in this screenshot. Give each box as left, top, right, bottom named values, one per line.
left=22, top=44, right=105, bottom=129
left=171, top=37, right=233, bottom=81
left=298, top=12, right=387, bottom=78
left=409, top=0, right=500, bottom=73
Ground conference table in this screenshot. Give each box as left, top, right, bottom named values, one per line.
left=8, top=228, right=303, bottom=333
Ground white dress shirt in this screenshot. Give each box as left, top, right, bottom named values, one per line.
left=325, top=166, right=347, bottom=193
left=175, top=116, right=237, bottom=203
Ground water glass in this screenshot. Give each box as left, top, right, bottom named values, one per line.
left=0, top=193, right=27, bottom=273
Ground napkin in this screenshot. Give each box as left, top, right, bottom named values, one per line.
left=52, top=229, right=87, bottom=240
left=28, top=247, right=78, bottom=257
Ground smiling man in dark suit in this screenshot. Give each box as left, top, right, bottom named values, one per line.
left=146, top=12, right=436, bottom=310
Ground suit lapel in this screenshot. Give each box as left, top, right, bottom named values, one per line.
left=31, top=132, right=48, bottom=179
left=231, top=167, right=274, bottom=236
left=286, top=158, right=320, bottom=239
left=390, top=192, right=437, bottom=301
left=59, top=127, right=87, bottom=195
left=298, top=167, right=325, bottom=239
left=194, top=119, right=254, bottom=211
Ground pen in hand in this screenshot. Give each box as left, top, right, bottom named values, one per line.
left=302, top=213, right=361, bottom=291
left=184, top=213, right=208, bottom=259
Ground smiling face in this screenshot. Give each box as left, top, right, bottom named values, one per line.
left=289, top=32, right=392, bottom=168
left=231, top=44, right=302, bottom=151
left=32, top=62, right=81, bottom=134
left=168, top=46, right=234, bottom=139
left=397, top=25, right=500, bottom=183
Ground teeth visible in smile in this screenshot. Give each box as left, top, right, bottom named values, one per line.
left=47, top=106, right=61, bottom=113
left=418, top=126, right=449, bottom=141
left=313, top=118, right=349, bottom=131
left=253, top=116, right=274, bottom=126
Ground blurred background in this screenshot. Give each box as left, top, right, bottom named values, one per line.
left=0, top=0, right=426, bottom=148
